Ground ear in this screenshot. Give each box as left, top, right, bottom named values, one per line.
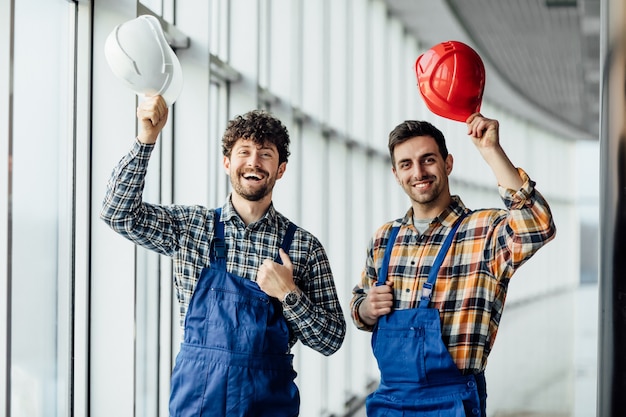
left=223, top=155, right=230, bottom=174
left=445, top=154, right=454, bottom=176
left=392, top=166, right=401, bottom=185
left=276, top=161, right=287, bottom=179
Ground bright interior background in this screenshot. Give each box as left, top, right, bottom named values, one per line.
left=0, top=1, right=599, bottom=416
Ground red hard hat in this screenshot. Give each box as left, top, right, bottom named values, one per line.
left=415, top=41, right=485, bottom=122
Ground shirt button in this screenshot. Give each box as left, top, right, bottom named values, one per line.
left=472, top=408, right=480, bottom=415
left=467, top=380, right=476, bottom=388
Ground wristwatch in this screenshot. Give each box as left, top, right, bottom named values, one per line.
left=282, top=289, right=301, bottom=307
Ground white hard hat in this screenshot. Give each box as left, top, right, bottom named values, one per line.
left=104, top=15, right=183, bottom=107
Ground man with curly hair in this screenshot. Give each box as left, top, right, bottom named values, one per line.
left=101, top=96, right=346, bottom=417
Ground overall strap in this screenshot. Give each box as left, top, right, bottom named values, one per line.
left=418, top=213, right=467, bottom=308
left=211, top=208, right=226, bottom=265
left=275, top=222, right=298, bottom=264
left=211, top=207, right=298, bottom=265
left=377, top=226, right=401, bottom=286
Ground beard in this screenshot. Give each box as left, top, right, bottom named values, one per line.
left=405, top=175, right=444, bottom=206
left=230, top=168, right=275, bottom=201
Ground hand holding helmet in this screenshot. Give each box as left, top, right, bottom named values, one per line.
left=136, top=95, right=168, bottom=144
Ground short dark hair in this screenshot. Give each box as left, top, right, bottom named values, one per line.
left=388, top=120, right=448, bottom=166
left=222, top=110, right=291, bottom=164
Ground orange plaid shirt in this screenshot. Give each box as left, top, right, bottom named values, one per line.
left=350, top=169, right=556, bottom=373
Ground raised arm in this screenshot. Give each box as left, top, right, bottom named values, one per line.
left=466, top=113, right=523, bottom=191
left=99, top=95, right=185, bottom=256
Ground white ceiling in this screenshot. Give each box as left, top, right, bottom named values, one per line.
left=384, top=0, right=600, bottom=141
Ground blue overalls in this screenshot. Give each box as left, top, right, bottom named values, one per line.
left=169, top=209, right=300, bottom=417
left=366, top=216, right=486, bottom=416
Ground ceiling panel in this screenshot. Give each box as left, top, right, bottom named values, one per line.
left=384, top=0, right=600, bottom=140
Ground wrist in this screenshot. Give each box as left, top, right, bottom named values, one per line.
left=281, top=287, right=301, bottom=307
left=137, top=133, right=158, bottom=144
left=357, top=298, right=375, bottom=326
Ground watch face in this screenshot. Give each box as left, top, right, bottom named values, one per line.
left=284, top=291, right=298, bottom=306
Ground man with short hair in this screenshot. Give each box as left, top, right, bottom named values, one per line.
left=350, top=113, right=556, bottom=416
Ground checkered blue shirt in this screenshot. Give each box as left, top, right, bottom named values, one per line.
left=101, top=139, right=346, bottom=356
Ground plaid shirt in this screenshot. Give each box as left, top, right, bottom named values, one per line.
left=350, top=169, right=556, bottom=373
left=101, top=139, right=346, bottom=356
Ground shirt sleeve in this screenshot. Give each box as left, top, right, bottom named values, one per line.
left=99, top=139, right=188, bottom=256
left=350, top=289, right=372, bottom=332
left=349, top=232, right=383, bottom=333
left=493, top=167, right=557, bottom=276
left=282, top=237, right=347, bottom=356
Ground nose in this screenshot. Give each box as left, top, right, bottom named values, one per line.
left=411, top=162, right=426, bottom=179
left=246, top=151, right=262, bottom=167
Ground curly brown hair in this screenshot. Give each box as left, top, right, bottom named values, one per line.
left=222, top=110, right=291, bottom=164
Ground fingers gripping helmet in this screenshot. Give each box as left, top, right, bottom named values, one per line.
left=104, top=15, right=183, bottom=107
left=415, top=41, right=485, bottom=122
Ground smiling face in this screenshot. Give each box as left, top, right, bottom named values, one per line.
left=392, top=135, right=453, bottom=218
left=223, top=138, right=286, bottom=202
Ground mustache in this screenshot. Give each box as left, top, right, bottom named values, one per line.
left=240, top=168, right=269, bottom=177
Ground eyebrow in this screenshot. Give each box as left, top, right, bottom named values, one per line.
left=397, top=152, right=438, bottom=164
left=235, top=141, right=277, bottom=154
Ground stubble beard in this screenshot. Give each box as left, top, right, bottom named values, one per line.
left=406, top=177, right=443, bottom=207
left=231, top=170, right=274, bottom=202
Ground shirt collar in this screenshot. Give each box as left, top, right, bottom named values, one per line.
left=220, top=194, right=277, bottom=227
left=402, top=196, right=467, bottom=228
left=438, top=196, right=467, bottom=226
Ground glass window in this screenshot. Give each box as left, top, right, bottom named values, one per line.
left=10, top=1, right=74, bottom=416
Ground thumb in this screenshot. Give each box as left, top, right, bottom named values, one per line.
left=279, top=248, right=293, bottom=269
